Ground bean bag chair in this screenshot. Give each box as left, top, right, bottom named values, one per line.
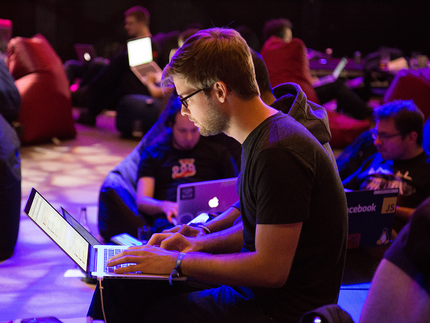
left=327, top=110, right=371, bottom=149
left=384, top=68, right=430, bottom=120
left=7, top=34, right=76, bottom=145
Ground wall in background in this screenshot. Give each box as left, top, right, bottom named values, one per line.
left=1, top=0, right=428, bottom=62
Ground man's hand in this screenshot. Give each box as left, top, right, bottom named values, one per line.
left=163, top=224, right=206, bottom=237
left=106, top=245, right=177, bottom=275
left=147, top=232, right=199, bottom=252
left=159, top=201, right=178, bottom=223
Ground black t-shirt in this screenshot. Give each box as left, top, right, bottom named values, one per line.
left=343, top=152, right=430, bottom=209
left=137, top=136, right=237, bottom=202
left=239, top=112, right=348, bottom=322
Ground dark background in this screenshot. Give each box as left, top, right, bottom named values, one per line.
left=1, top=0, right=428, bottom=63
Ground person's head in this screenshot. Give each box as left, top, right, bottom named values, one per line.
left=164, top=96, right=200, bottom=151
left=162, top=28, right=259, bottom=137
left=178, top=28, right=201, bottom=48
left=263, top=18, right=293, bottom=43
left=250, top=49, right=274, bottom=105
left=124, top=6, right=150, bottom=38
left=372, top=100, right=425, bottom=160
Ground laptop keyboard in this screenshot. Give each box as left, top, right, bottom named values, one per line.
left=103, top=247, right=136, bottom=273
left=136, top=64, right=159, bottom=75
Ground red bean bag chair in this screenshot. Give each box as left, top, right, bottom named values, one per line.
left=7, top=34, right=76, bottom=145
left=384, top=68, right=430, bottom=120
left=327, top=110, right=371, bottom=149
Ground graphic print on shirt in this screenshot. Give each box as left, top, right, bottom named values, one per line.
left=172, top=158, right=196, bottom=179
left=361, top=167, right=416, bottom=197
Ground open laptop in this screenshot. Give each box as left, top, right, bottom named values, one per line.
left=74, top=43, right=97, bottom=62
left=24, top=188, right=185, bottom=281
left=313, top=56, right=348, bottom=87
left=176, top=177, right=239, bottom=225
left=345, top=188, right=399, bottom=248
left=127, top=36, right=162, bottom=82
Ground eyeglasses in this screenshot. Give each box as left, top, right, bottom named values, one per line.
left=179, top=89, right=204, bottom=109
left=370, top=129, right=402, bottom=141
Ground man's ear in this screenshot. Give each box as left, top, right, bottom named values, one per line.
left=408, top=131, right=419, bottom=144
left=213, top=81, right=229, bottom=103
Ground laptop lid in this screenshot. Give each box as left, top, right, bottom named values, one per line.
left=74, top=43, right=97, bottom=62
left=346, top=188, right=399, bottom=248
left=332, top=56, right=348, bottom=79
left=127, top=37, right=162, bottom=80
left=24, top=188, right=92, bottom=273
left=176, top=177, right=239, bottom=225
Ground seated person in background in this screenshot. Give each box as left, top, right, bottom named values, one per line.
left=359, top=196, right=430, bottom=323
left=75, top=5, right=163, bottom=126
left=343, top=100, right=430, bottom=231
left=260, top=18, right=372, bottom=120
left=136, top=94, right=238, bottom=233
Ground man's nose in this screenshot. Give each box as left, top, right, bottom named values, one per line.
left=181, top=106, right=189, bottom=116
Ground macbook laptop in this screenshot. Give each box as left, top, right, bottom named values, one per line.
left=313, top=57, right=348, bottom=87
left=176, top=177, right=239, bottom=225
left=24, top=188, right=185, bottom=281
left=74, top=43, right=97, bottom=62
left=345, top=188, right=399, bottom=248
left=127, top=37, right=162, bottom=81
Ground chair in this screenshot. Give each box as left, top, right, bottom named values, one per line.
left=7, top=34, right=76, bottom=145
left=383, top=68, right=430, bottom=120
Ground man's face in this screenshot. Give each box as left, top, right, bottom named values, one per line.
left=171, top=112, right=200, bottom=151
left=174, top=76, right=229, bottom=137
left=374, top=118, right=409, bottom=160
left=124, top=15, right=144, bottom=38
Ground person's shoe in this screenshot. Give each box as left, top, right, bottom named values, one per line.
left=76, top=111, right=96, bottom=126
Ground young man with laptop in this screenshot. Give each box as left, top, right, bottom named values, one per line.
left=87, top=28, right=348, bottom=323
left=135, top=94, right=237, bottom=233
left=74, top=6, right=164, bottom=128
left=343, top=100, right=430, bottom=232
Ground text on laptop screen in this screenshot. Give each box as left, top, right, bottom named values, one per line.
left=27, top=192, right=90, bottom=271
left=127, top=37, right=153, bottom=67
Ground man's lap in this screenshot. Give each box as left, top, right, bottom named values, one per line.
left=88, top=279, right=269, bottom=322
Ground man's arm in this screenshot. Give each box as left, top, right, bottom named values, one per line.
left=136, top=177, right=177, bottom=222
left=108, top=222, right=302, bottom=288
left=164, top=205, right=241, bottom=237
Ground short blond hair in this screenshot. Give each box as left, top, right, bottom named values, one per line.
left=162, top=28, right=259, bottom=100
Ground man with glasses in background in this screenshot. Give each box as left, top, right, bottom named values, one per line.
left=343, top=100, right=430, bottom=231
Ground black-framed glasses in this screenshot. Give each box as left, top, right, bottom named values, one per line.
left=179, top=89, right=204, bottom=109
left=370, top=129, right=402, bottom=141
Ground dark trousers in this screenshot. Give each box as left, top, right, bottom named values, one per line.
left=88, top=279, right=270, bottom=323
left=315, top=78, right=373, bottom=120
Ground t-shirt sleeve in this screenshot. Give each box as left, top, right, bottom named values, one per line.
left=384, top=197, right=430, bottom=294
left=254, top=147, right=314, bottom=224
left=136, top=148, right=157, bottom=181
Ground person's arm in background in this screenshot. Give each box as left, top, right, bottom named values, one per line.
left=136, top=176, right=177, bottom=223
left=165, top=202, right=241, bottom=237
left=140, top=72, right=163, bottom=99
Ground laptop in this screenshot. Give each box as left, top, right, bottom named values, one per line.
left=74, top=43, right=97, bottom=62
left=127, top=36, right=162, bottom=81
left=345, top=188, right=399, bottom=248
left=313, top=57, right=348, bottom=87
left=176, top=177, right=239, bottom=225
left=24, top=188, right=185, bottom=281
